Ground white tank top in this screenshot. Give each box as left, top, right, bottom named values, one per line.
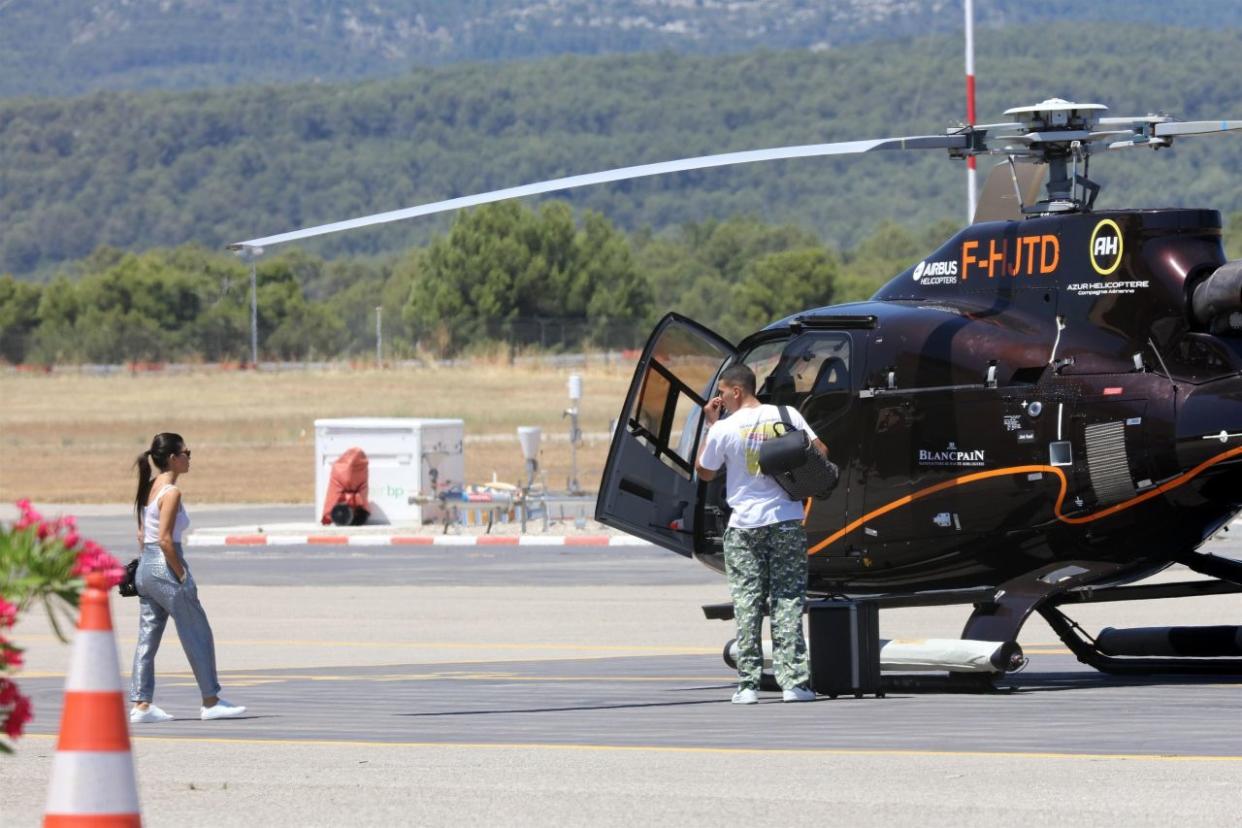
left=142, top=484, right=190, bottom=544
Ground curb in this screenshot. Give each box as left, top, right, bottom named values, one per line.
left=185, top=533, right=653, bottom=548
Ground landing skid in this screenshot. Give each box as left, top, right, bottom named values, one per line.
left=1039, top=602, right=1242, bottom=676
left=1038, top=550, right=1242, bottom=675
left=705, top=553, right=1242, bottom=688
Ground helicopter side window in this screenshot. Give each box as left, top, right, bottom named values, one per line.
left=745, top=339, right=789, bottom=400
left=748, top=333, right=852, bottom=414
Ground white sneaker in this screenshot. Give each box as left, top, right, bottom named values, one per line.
left=130, top=704, right=174, bottom=723
left=201, top=699, right=247, bottom=720
left=731, top=688, right=759, bottom=705
left=782, top=686, right=816, bottom=702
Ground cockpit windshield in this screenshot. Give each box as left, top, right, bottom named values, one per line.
left=740, top=332, right=853, bottom=406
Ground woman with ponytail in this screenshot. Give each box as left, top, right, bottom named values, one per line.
left=129, top=432, right=246, bottom=723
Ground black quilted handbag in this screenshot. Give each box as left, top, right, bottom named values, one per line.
left=118, top=558, right=140, bottom=598
left=758, top=405, right=839, bottom=500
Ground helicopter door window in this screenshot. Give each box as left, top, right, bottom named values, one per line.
left=629, top=327, right=732, bottom=478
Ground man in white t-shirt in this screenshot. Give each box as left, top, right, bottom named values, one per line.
left=696, top=364, right=827, bottom=704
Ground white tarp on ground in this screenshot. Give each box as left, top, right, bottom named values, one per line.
left=878, top=638, right=1012, bottom=673
left=733, top=638, right=1013, bottom=674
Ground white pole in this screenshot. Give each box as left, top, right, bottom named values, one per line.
left=249, top=257, right=259, bottom=368
left=376, top=306, right=383, bottom=367
left=965, top=0, right=977, bottom=223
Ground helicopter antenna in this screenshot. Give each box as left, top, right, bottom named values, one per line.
left=1147, top=336, right=1175, bottom=385
left=1005, top=156, right=1025, bottom=211
left=964, top=0, right=977, bottom=222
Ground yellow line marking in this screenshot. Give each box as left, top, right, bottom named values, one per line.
left=19, top=733, right=1242, bottom=762
left=17, top=634, right=1075, bottom=655
left=1022, top=647, right=1072, bottom=655
left=16, top=634, right=716, bottom=654
left=40, top=671, right=727, bottom=684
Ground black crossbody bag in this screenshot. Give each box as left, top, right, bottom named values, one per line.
left=757, top=405, right=840, bottom=500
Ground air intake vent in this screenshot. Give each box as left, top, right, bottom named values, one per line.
left=1084, top=421, right=1136, bottom=505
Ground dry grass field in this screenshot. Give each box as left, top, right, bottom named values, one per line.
left=0, top=360, right=635, bottom=503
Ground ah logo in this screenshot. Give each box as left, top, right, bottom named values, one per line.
left=1090, top=219, right=1123, bottom=276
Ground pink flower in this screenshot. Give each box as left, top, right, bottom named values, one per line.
left=3, top=691, right=33, bottom=739
left=63, top=531, right=81, bottom=550
left=60, top=515, right=77, bottom=529
left=0, top=677, right=16, bottom=705
left=35, top=521, right=54, bottom=540
left=2, top=640, right=23, bottom=670
left=16, top=501, right=41, bottom=525
left=0, top=598, right=15, bottom=629
left=71, top=544, right=124, bottom=588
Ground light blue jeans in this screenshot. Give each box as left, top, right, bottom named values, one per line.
left=129, top=542, right=221, bottom=702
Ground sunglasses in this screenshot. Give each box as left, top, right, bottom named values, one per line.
left=175, top=449, right=192, bottom=459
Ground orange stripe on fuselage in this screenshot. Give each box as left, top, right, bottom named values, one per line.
left=807, top=444, right=1242, bottom=555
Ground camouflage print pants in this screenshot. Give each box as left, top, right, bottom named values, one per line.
left=723, top=519, right=810, bottom=691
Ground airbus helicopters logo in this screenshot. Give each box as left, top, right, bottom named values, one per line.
left=912, top=259, right=959, bottom=286
left=1089, top=218, right=1124, bottom=276
left=918, top=441, right=986, bottom=467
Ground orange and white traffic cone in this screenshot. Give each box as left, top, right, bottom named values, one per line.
left=43, top=572, right=142, bottom=827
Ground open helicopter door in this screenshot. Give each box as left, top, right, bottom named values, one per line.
left=596, top=313, right=734, bottom=555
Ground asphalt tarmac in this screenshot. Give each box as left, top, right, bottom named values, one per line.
left=5, top=505, right=1242, bottom=825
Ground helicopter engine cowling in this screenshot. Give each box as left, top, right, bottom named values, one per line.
left=1190, top=260, right=1242, bottom=333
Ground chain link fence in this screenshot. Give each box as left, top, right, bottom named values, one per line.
left=0, top=316, right=654, bottom=370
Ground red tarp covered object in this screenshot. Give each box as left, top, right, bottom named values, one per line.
left=321, top=447, right=370, bottom=525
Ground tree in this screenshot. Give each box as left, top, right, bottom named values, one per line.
left=0, top=276, right=42, bottom=364
left=634, top=217, right=831, bottom=335
left=406, top=201, right=649, bottom=355
left=835, top=219, right=959, bottom=302
left=729, top=248, right=839, bottom=337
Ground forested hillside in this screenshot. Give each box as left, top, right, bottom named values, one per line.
left=1, top=0, right=1237, bottom=97
left=4, top=22, right=1242, bottom=279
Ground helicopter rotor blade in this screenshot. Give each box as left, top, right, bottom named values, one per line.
left=229, top=133, right=970, bottom=251
left=1097, top=117, right=1242, bottom=139
left=1153, top=120, right=1242, bottom=137
left=1094, top=120, right=1242, bottom=153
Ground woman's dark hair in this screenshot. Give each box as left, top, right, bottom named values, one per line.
left=134, top=433, right=185, bottom=521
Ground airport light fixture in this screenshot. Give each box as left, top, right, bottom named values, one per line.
left=235, top=245, right=263, bottom=367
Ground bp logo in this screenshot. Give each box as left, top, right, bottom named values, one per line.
left=1089, top=219, right=1123, bottom=276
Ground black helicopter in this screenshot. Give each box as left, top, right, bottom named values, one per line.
left=234, top=99, right=1242, bottom=681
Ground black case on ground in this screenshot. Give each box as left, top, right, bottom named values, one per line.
left=808, top=599, right=884, bottom=698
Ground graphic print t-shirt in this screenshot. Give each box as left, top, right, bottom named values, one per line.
left=698, top=404, right=819, bottom=529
